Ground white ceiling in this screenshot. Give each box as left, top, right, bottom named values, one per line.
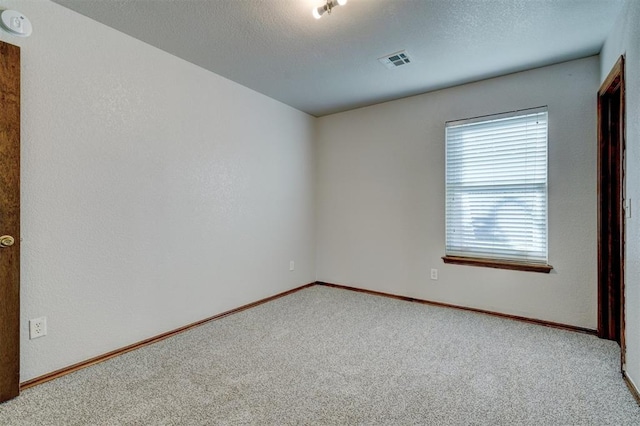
left=51, top=0, right=623, bottom=117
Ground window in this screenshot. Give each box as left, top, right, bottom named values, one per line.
left=444, top=107, right=551, bottom=272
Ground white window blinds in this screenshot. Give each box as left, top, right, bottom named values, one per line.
left=445, top=107, right=548, bottom=264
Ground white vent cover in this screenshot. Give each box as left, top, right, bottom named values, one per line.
left=378, top=50, right=412, bottom=69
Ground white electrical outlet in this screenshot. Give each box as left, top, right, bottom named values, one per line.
left=289, top=260, right=295, bottom=271
left=29, top=317, right=47, bottom=339
left=430, top=268, right=438, bottom=280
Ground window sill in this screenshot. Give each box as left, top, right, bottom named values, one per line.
left=442, top=256, right=553, bottom=273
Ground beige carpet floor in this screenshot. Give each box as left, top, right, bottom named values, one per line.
left=1, top=285, right=639, bottom=425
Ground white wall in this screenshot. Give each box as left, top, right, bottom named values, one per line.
left=316, top=57, right=599, bottom=329
left=0, top=0, right=316, bottom=381
left=601, top=0, right=640, bottom=393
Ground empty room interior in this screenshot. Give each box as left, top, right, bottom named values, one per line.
left=0, top=0, right=639, bottom=424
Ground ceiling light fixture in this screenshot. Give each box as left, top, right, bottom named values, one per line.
left=312, top=0, right=347, bottom=19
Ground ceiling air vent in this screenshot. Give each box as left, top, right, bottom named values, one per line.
left=378, top=50, right=412, bottom=69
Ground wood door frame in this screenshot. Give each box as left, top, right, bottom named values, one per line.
left=0, top=40, right=21, bottom=402
left=597, top=56, right=625, bottom=367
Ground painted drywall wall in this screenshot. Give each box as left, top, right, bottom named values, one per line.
left=0, top=0, right=315, bottom=381
left=601, top=0, right=640, bottom=393
left=316, top=57, right=599, bottom=329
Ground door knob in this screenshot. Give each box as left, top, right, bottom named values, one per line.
left=0, top=235, right=15, bottom=247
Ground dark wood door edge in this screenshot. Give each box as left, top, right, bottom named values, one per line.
left=597, top=55, right=626, bottom=368
left=20, top=282, right=315, bottom=390
left=599, top=56, right=624, bottom=96
left=0, top=40, right=21, bottom=402
left=316, top=281, right=596, bottom=335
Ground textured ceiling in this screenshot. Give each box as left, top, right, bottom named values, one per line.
left=52, top=0, right=623, bottom=117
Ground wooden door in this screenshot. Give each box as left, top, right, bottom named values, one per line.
left=597, top=56, right=625, bottom=366
left=0, top=40, right=20, bottom=402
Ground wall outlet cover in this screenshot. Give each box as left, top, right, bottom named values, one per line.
left=29, top=316, right=47, bottom=339
left=430, top=268, right=438, bottom=280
